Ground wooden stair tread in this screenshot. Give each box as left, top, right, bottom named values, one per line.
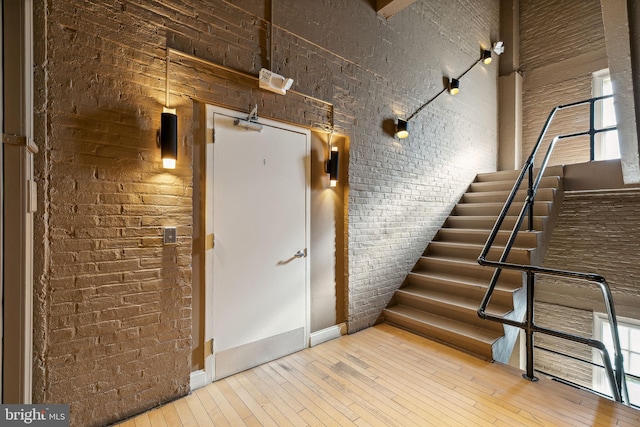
left=429, top=240, right=535, bottom=253
left=435, top=228, right=541, bottom=246
left=472, top=175, right=561, bottom=186
left=447, top=214, right=547, bottom=220
left=445, top=215, right=547, bottom=231
left=396, top=286, right=512, bottom=317
left=422, top=254, right=512, bottom=265
left=384, top=305, right=503, bottom=345
left=462, top=187, right=556, bottom=201
left=407, top=270, right=521, bottom=292
left=475, top=166, right=564, bottom=182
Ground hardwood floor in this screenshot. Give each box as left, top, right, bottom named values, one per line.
left=115, top=324, right=639, bottom=426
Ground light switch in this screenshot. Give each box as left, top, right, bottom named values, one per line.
left=163, top=226, right=177, bottom=245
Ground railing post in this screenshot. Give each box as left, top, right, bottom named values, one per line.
left=527, top=166, right=534, bottom=232
left=590, top=99, right=596, bottom=161
left=523, top=271, right=539, bottom=382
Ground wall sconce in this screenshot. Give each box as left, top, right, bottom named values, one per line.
left=396, top=119, right=409, bottom=139
left=482, top=49, right=492, bottom=65
left=160, top=107, right=178, bottom=169
left=326, top=146, right=339, bottom=187
left=449, top=78, right=460, bottom=95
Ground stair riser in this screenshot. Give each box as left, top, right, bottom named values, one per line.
left=426, top=244, right=532, bottom=264
left=383, top=310, right=494, bottom=360
left=454, top=202, right=551, bottom=217
left=405, top=273, right=516, bottom=309
left=462, top=188, right=556, bottom=204
left=445, top=216, right=546, bottom=231
left=475, top=166, right=564, bottom=183
left=469, top=176, right=560, bottom=192
left=435, top=229, right=540, bottom=247
left=415, top=258, right=525, bottom=285
left=395, top=292, right=505, bottom=333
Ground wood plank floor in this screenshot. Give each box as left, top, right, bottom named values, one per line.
left=114, top=324, right=639, bottom=426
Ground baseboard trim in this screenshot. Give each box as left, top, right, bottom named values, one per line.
left=309, top=323, right=345, bottom=347
left=190, top=369, right=208, bottom=392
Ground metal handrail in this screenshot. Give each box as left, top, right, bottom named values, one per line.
left=476, top=95, right=630, bottom=405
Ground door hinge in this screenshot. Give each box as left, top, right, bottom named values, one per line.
left=206, top=233, right=215, bottom=250
left=2, top=133, right=39, bottom=153
left=2, top=133, right=27, bottom=146
left=211, top=339, right=215, bottom=354
left=204, top=339, right=215, bottom=357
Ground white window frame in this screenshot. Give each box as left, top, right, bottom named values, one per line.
left=592, top=69, right=620, bottom=160
left=593, top=313, right=640, bottom=405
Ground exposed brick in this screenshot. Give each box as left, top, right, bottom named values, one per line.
left=535, top=190, right=640, bottom=388
left=520, top=0, right=606, bottom=166
left=33, top=0, right=499, bottom=425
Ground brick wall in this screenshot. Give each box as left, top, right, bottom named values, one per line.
left=32, top=0, right=499, bottom=425
left=542, top=190, right=640, bottom=304
left=520, top=0, right=606, bottom=165
left=535, top=189, right=640, bottom=389
left=533, top=302, right=593, bottom=388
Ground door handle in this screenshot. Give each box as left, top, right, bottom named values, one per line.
left=294, top=249, right=307, bottom=258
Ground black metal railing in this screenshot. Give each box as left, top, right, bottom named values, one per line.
left=476, top=95, right=630, bottom=405
left=535, top=344, right=640, bottom=409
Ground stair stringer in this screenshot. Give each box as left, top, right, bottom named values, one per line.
left=491, top=280, right=525, bottom=363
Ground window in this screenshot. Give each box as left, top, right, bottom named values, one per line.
left=593, top=313, right=640, bottom=406
left=592, top=69, right=620, bottom=160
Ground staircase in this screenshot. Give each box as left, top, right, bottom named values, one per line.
left=383, top=166, right=564, bottom=363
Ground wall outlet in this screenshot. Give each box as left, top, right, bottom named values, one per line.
left=163, top=226, right=177, bottom=245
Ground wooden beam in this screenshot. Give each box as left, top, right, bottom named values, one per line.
left=376, top=0, right=417, bottom=19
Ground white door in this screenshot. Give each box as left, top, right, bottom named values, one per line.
left=208, top=107, right=310, bottom=380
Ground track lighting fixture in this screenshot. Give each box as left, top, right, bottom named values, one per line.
left=482, top=49, right=492, bottom=65
left=160, top=107, right=178, bottom=169
left=449, top=78, right=460, bottom=95
left=396, top=119, right=409, bottom=139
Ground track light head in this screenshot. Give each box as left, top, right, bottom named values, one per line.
left=396, top=119, right=409, bottom=139
left=482, top=49, right=492, bottom=65
left=449, top=78, right=460, bottom=95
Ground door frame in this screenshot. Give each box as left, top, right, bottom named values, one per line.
left=200, top=104, right=311, bottom=385
left=2, top=0, right=35, bottom=403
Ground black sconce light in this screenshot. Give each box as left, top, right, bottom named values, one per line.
left=482, top=49, right=492, bottom=65
left=160, top=108, right=178, bottom=169
left=448, top=78, right=460, bottom=95
left=396, top=119, right=409, bottom=139
left=326, top=146, right=339, bottom=187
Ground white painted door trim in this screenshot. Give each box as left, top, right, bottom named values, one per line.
left=195, top=104, right=310, bottom=388
left=2, top=0, right=35, bottom=403
left=1, top=0, right=4, bottom=403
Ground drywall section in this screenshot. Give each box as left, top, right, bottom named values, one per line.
left=520, top=0, right=608, bottom=166
left=32, top=1, right=499, bottom=425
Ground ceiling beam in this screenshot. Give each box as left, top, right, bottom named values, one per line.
left=376, top=0, right=417, bottom=19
